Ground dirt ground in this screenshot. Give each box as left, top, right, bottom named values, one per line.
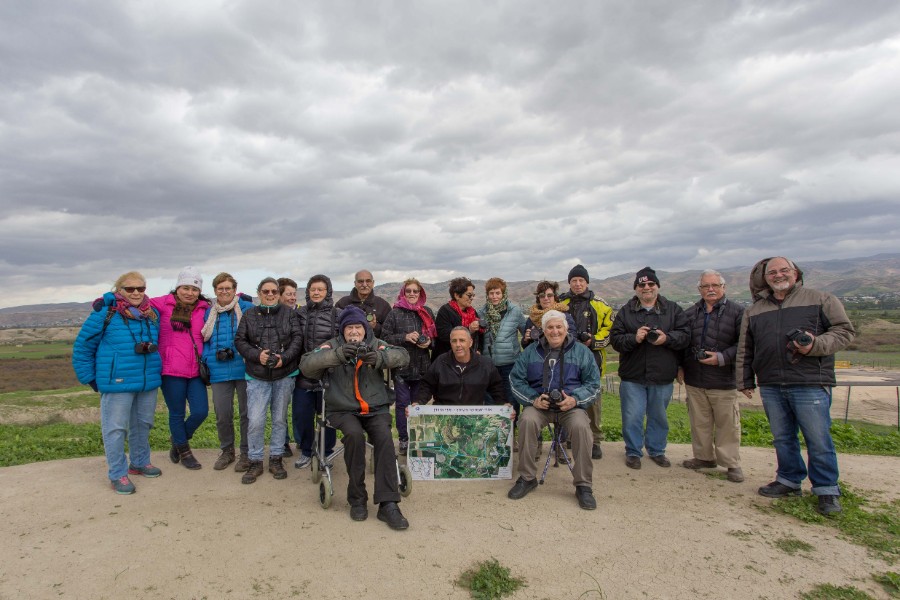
left=1, top=443, right=897, bottom=600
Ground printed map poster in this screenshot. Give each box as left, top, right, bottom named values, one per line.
left=407, top=405, right=514, bottom=481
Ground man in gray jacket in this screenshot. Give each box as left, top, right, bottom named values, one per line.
left=736, top=257, right=855, bottom=515
left=300, top=306, right=410, bottom=529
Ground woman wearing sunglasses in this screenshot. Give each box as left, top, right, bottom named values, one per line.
left=521, top=281, right=576, bottom=347
left=73, top=272, right=162, bottom=494
left=434, top=276, right=483, bottom=359
left=380, top=278, right=436, bottom=452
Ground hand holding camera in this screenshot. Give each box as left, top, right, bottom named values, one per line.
left=341, top=344, right=359, bottom=362
left=415, top=334, right=431, bottom=348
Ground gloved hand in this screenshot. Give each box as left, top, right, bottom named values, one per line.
left=342, top=344, right=359, bottom=362
left=88, top=381, right=98, bottom=392
left=359, top=351, right=379, bottom=367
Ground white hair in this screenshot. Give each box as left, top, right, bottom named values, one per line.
left=697, top=269, right=725, bottom=286
left=541, top=310, right=568, bottom=330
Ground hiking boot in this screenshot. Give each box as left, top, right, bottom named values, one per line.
left=269, top=456, right=287, bottom=480
left=625, top=456, right=642, bottom=470
left=507, top=477, right=538, bottom=500
left=111, top=475, right=135, bottom=495
left=591, top=444, right=603, bottom=460
left=682, top=458, right=717, bottom=470
left=169, top=439, right=180, bottom=464
left=377, top=502, right=409, bottom=530
left=214, top=447, right=235, bottom=470
left=241, top=461, right=264, bottom=484
left=398, top=440, right=409, bottom=454
left=177, top=443, right=201, bottom=470
left=294, top=454, right=312, bottom=469
left=649, top=454, right=671, bottom=468
left=575, top=486, right=596, bottom=510
left=234, top=452, right=250, bottom=472
left=817, top=495, right=842, bottom=516
left=128, top=464, right=162, bottom=478
left=350, top=504, right=368, bottom=521
left=282, top=443, right=293, bottom=458
left=726, top=468, right=745, bottom=483
left=758, top=481, right=801, bottom=498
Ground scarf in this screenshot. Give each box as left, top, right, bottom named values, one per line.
left=170, top=295, right=196, bottom=332
left=528, top=301, right=570, bottom=329
left=393, top=287, right=437, bottom=338
left=449, top=300, right=478, bottom=329
left=201, top=296, right=243, bottom=341
left=112, top=292, right=156, bottom=321
left=484, top=292, right=509, bottom=340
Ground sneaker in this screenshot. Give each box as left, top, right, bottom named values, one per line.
left=726, top=468, right=745, bottom=483
left=649, top=454, right=671, bottom=468
left=128, top=464, right=162, bottom=478
left=817, top=495, right=842, bottom=516
left=294, top=454, right=312, bottom=469
left=234, top=452, right=250, bottom=473
left=682, top=458, right=717, bottom=470
left=507, top=476, right=538, bottom=500
left=377, top=502, right=409, bottom=530
left=575, top=486, right=596, bottom=510
left=398, top=440, right=409, bottom=454
left=591, top=444, right=603, bottom=460
left=112, top=476, right=135, bottom=495
left=758, top=481, right=801, bottom=498
left=625, top=456, right=642, bottom=470
left=350, top=504, right=368, bottom=521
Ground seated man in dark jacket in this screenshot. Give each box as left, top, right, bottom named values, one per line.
left=415, top=327, right=506, bottom=406
left=300, top=306, right=410, bottom=530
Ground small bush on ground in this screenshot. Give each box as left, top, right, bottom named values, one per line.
left=456, top=558, right=525, bottom=600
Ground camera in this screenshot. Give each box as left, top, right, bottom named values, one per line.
left=416, top=334, right=430, bottom=347
left=645, top=326, right=660, bottom=343
left=478, top=318, right=488, bottom=329
left=216, top=348, right=235, bottom=361
left=529, top=328, right=541, bottom=342
left=693, top=347, right=710, bottom=361
left=546, top=389, right=562, bottom=411
left=134, top=342, right=158, bottom=354
left=265, top=353, right=281, bottom=368
left=578, top=332, right=592, bottom=343
left=786, top=328, right=813, bottom=346
left=354, top=343, right=371, bottom=361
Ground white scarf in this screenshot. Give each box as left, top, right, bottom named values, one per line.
left=201, top=297, right=242, bottom=341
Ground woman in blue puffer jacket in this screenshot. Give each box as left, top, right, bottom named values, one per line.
left=72, top=271, right=162, bottom=495
left=201, top=272, right=256, bottom=472
left=478, top=277, right=526, bottom=409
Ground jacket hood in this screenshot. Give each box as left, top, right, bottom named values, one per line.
left=749, top=257, right=805, bottom=302
left=304, top=274, right=334, bottom=305
left=394, top=283, right=428, bottom=305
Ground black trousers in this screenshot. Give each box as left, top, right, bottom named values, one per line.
left=327, top=411, right=400, bottom=506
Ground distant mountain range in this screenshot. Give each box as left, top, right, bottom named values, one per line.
left=2, top=253, right=898, bottom=329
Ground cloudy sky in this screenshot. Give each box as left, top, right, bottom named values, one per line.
left=2, top=0, right=899, bottom=308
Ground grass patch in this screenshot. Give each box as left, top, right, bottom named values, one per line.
left=456, top=558, right=525, bottom=600
left=0, top=342, right=74, bottom=359
left=873, top=571, right=900, bottom=598
left=799, top=584, right=875, bottom=599
left=765, top=483, right=899, bottom=563
left=773, top=536, right=814, bottom=555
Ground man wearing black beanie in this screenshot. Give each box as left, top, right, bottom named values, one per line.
left=559, top=264, right=613, bottom=459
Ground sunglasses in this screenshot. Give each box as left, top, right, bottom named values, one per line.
left=405, top=289, right=420, bottom=295
left=538, top=292, right=555, bottom=298
left=122, top=286, right=146, bottom=293
left=260, top=289, right=279, bottom=295
left=637, top=282, right=657, bottom=289
left=464, top=293, right=475, bottom=298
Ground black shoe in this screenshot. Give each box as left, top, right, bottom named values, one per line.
left=625, top=456, right=642, bottom=470
left=817, top=495, right=842, bottom=516
left=591, top=444, right=603, bottom=460
left=169, top=440, right=180, bottom=464
left=507, top=477, right=538, bottom=500
left=177, top=444, right=201, bottom=470
left=758, top=481, right=802, bottom=498
left=282, top=443, right=293, bottom=458
left=350, top=504, right=369, bottom=521
left=649, top=454, right=671, bottom=468
left=268, top=456, right=287, bottom=480
left=377, top=502, right=409, bottom=530
left=575, top=486, right=596, bottom=510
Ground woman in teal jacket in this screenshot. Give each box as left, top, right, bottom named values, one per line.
left=478, top=277, right=526, bottom=408
left=72, top=271, right=162, bottom=495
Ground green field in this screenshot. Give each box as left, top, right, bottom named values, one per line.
left=0, top=342, right=74, bottom=359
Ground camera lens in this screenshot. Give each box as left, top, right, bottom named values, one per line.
left=646, top=329, right=660, bottom=343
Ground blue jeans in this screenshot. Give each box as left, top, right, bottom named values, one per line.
left=247, top=377, right=294, bottom=462
left=619, top=381, right=672, bottom=458
left=293, top=385, right=336, bottom=458
left=760, top=385, right=840, bottom=496
left=160, top=376, right=209, bottom=445
left=393, top=378, right=421, bottom=442
left=100, top=390, right=158, bottom=480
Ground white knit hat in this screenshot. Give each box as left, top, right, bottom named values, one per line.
left=541, top=310, right=568, bottom=330
left=176, top=266, right=203, bottom=290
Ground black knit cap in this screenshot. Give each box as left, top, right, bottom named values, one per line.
left=568, top=264, right=589, bottom=283
left=633, top=266, right=660, bottom=289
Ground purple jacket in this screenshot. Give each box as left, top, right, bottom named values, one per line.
left=150, top=294, right=211, bottom=378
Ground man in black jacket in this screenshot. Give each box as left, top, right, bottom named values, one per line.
left=415, top=327, right=506, bottom=406
left=335, top=269, right=392, bottom=337
left=610, top=267, right=690, bottom=470
left=676, top=270, right=745, bottom=483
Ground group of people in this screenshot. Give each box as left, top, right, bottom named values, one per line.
left=72, top=256, right=855, bottom=527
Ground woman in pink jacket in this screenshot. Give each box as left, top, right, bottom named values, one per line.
left=151, top=267, right=212, bottom=470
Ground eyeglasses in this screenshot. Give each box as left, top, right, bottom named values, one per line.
left=765, top=268, right=794, bottom=277
left=405, top=289, right=420, bottom=295
left=122, top=286, right=146, bottom=293
left=215, top=287, right=234, bottom=293
left=356, top=279, right=374, bottom=284
left=698, top=284, right=723, bottom=290
left=464, top=293, right=476, bottom=298
left=636, top=282, right=657, bottom=289
left=539, top=292, right=555, bottom=299
left=260, top=289, right=279, bottom=296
